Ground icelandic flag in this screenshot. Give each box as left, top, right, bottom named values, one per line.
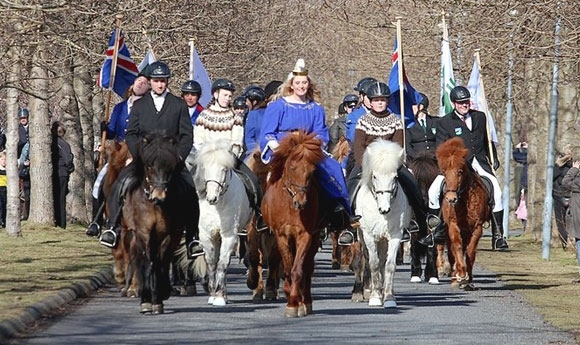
left=138, top=49, right=156, bottom=73
left=467, top=56, right=499, bottom=144
left=188, top=43, right=212, bottom=108
left=388, top=37, right=421, bottom=128
left=97, top=29, right=139, bottom=98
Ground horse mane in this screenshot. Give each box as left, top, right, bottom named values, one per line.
left=192, top=138, right=236, bottom=190
left=361, top=139, right=403, bottom=184
left=331, top=136, right=350, bottom=164
left=104, top=141, right=131, bottom=195
left=134, top=130, right=180, bottom=180
left=269, top=130, right=324, bottom=184
left=408, top=153, right=439, bottom=191
left=436, top=137, right=470, bottom=172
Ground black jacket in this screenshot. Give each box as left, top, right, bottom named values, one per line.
left=405, top=116, right=437, bottom=161
left=52, top=136, right=74, bottom=177
left=126, top=92, right=193, bottom=160
left=435, top=109, right=498, bottom=174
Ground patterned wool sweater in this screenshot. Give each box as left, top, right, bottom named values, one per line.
left=193, top=104, right=245, bottom=158
left=353, top=111, right=403, bottom=168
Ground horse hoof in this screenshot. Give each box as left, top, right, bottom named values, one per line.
left=264, top=291, right=278, bottom=301
left=285, top=306, right=299, bottom=318
left=383, top=300, right=397, bottom=309
left=351, top=293, right=364, bottom=303
left=460, top=283, right=475, bottom=291
left=152, top=304, right=164, bottom=314
left=212, top=296, right=226, bottom=306
left=428, top=277, right=440, bottom=285
left=128, top=289, right=138, bottom=298
left=410, top=276, right=422, bottom=283
left=298, top=303, right=312, bottom=317
left=368, top=297, right=382, bottom=307
left=120, top=288, right=128, bottom=297
left=140, top=303, right=152, bottom=314
left=208, top=296, right=215, bottom=305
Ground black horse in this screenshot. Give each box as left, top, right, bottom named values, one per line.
left=117, top=131, right=199, bottom=314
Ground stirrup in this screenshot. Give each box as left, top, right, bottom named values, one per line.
left=417, top=233, right=435, bottom=248
left=99, top=229, right=118, bottom=248
left=256, top=222, right=269, bottom=233
left=237, top=229, right=248, bottom=236
left=426, top=214, right=441, bottom=231
left=86, top=222, right=101, bottom=237
left=350, top=215, right=361, bottom=229
left=187, top=240, right=204, bottom=258
left=408, top=220, right=419, bottom=233
left=401, top=229, right=411, bottom=243
left=338, top=230, right=355, bottom=246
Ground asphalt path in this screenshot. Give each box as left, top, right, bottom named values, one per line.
left=11, top=242, right=578, bottom=345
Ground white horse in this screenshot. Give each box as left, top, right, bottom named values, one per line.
left=355, top=139, right=412, bottom=309
left=192, top=139, right=253, bottom=306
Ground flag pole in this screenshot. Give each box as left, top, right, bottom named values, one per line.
left=188, top=38, right=195, bottom=80
left=143, top=29, right=157, bottom=61
left=440, top=10, right=447, bottom=117
left=98, top=13, right=123, bottom=170
left=474, top=49, right=496, bottom=172
left=395, top=16, right=406, bottom=162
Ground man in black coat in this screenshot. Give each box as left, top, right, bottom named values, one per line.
left=405, top=93, right=437, bottom=161
left=51, top=121, right=74, bottom=229
left=419, top=86, right=509, bottom=250
left=99, top=61, right=203, bottom=258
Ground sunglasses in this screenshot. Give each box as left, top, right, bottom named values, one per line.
left=345, top=103, right=357, bottom=108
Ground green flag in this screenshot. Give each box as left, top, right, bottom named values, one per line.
left=440, top=16, right=455, bottom=117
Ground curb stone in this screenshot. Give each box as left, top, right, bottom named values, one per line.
left=0, top=267, right=114, bottom=343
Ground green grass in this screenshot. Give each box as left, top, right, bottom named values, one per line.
left=0, top=223, right=112, bottom=321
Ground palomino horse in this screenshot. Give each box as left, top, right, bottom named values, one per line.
left=192, top=139, right=254, bottom=306
left=436, top=137, right=489, bottom=290
left=244, top=148, right=282, bottom=301
left=355, top=139, right=412, bottom=308
left=120, top=131, right=196, bottom=314
left=408, top=154, right=446, bottom=283
left=262, top=130, right=326, bottom=317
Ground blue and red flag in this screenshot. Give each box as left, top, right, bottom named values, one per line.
left=97, top=29, right=139, bottom=98
left=387, top=37, right=422, bottom=128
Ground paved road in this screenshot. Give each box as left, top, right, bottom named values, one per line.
left=11, top=243, right=578, bottom=345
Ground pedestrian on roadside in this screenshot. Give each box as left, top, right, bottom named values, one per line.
left=561, top=159, right=580, bottom=283
left=0, top=151, right=7, bottom=227
left=554, top=144, right=573, bottom=249
left=51, top=121, right=74, bottom=229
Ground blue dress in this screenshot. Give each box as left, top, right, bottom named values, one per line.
left=244, top=107, right=266, bottom=160
left=345, top=105, right=367, bottom=143
left=260, top=98, right=351, bottom=212
left=107, top=100, right=130, bottom=141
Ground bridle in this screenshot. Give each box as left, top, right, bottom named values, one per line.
left=283, top=177, right=310, bottom=199
left=144, top=174, right=172, bottom=200
left=371, top=176, right=399, bottom=201
left=205, top=168, right=230, bottom=197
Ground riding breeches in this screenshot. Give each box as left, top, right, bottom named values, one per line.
left=427, top=157, right=503, bottom=212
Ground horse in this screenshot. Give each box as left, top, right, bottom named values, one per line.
left=244, top=148, right=283, bottom=302
left=192, top=138, right=254, bottom=306
left=355, top=139, right=412, bottom=308
left=436, top=137, right=490, bottom=290
left=262, top=130, right=326, bottom=317
left=120, top=131, right=195, bottom=314
left=408, top=154, right=447, bottom=283
left=172, top=239, right=208, bottom=296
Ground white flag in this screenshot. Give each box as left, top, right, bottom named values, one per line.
left=138, top=49, right=156, bottom=73
left=440, top=19, right=455, bottom=117
left=467, top=56, right=498, bottom=144
left=189, top=44, right=212, bottom=108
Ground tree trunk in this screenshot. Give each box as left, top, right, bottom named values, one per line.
left=29, top=46, right=54, bottom=225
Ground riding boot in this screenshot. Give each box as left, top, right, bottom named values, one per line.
left=86, top=200, right=105, bottom=237
left=256, top=211, right=268, bottom=232
left=491, top=210, right=509, bottom=251
left=99, top=206, right=122, bottom=248
left=418, top=208, right=446, bottom=247
left=184, top=177, right=204, bottom=259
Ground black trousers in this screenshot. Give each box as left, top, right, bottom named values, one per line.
left=53, top=175, right=69, bottom=228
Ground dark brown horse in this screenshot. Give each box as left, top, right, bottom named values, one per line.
left=262, top=130, right=326, bottom=317
left=245, top=148, right=282, bottom=301
left=436, top=137, right=489, bottom=290
left=120, top=131, right=196, bottom=313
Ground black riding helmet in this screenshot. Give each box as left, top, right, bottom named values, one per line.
left=148, top=61, right=171, bottom=79
left=450, top=86, right=470, bottom=102
left=233, top=96, right=247, bottom=110
left=243, top=85, right=266, bottom=103
left=181, top=80, right=202, bottom=95
left=342, top=94, right=358, bottom=104
left=419, top=93, right=429, bottom=109
left=365, top=82, right=391, bottom=99
left=354, top=77, right=377, bottom=94
left=211, top=78, right=236, bottom=93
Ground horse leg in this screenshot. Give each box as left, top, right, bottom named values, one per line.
left=350, top=242, right=365, bottom=302
left=463, top=225, right=483, bottom=291
left=383, top=238, right=401, bottom=308
left=246, top=224, right=262, bottom=297
left=409, top=237, right=424, bottom=283
left=330, top=231, right=340, bottom=269
left=212, top=235, right=238, bottom=306
left=112, top=246, right=126, bottom=294
left=447, top=223, right=466, bottom=288
left=436, top=244, right=451, bottom=278
left=298, top=233, right=319, bottom=317
left=341, top=240, right=353, bottom=272
left=276, top=234, right=298, bottom=317
left=203, top=238, right=219, bottom=305
left=264, top=234, right=281, bottom=301
left=364, top=238, right=383, bottom=307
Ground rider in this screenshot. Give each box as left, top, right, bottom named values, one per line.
left=194, top=78, right=267, bottom=232
left=405, top=93, right=438, bottom=162
left=259, top=58, right=360, bottom=240
left=242, top=85, right=267, bottom=160
left=343, top=81, right=430, bottom=245
left=180, top=79, right=204, bottom=125
left=420, top=86, right=509, bottom=250
left=99, top=61, right=204, bottom=259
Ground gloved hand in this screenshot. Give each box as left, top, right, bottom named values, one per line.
left=100, top=121, right=108, bottom=133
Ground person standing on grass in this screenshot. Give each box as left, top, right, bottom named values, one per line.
left=561, top=159, right=580, bottom=283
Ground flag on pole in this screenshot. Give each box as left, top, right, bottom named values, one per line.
left=138, top=49, right=156, bottom=73
left=188, top=44, right=212, bottom=107
left=387, top=37, right=421, bottom=128
left=467, top=55, right=499, bottom=144
left=440, top=18, right=455, bottom=116
left=97, top=29, right=139, bottom=98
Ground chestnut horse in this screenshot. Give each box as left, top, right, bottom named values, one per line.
left=436, top=137, right=490, bottom=290
left=262, top=130, right=326, bottom=317
left=245, top=148, right=282, bottom=302
left=120, top=131, right=196, bottom=313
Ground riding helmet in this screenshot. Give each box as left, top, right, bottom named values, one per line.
left=233, top=96, right=247, bottom=110
left=449, top=86, right=471, bottom=102
left=18, top=108, right=30, bottom=119
left=354, top=77, right=377, bottom=94
left=211, top=78, right=236, bottom=93
left=419, top=93, right=429, bottom=109
left=365, top=82, right=391, bottom=99
left=243, top=85, right=266, bottom=103
left=148, top=61, right=171, bottom=79
left=181, top=80, right=202, bottom=95
left=342, top=94, right=359, bottom=104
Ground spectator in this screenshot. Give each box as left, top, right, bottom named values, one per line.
left=0, top=151, right=6, bottom=226
left=17, top=108, right=30, bottom=220
left=561, top=160, right=580, bottom=283
left=51, top=121, right=74, bottom=228
left=554, top=144, right=573, bottom=249
left=513, top=141, right=529, bottom=232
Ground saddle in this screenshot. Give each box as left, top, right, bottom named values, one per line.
left=438, top=174, right=494, bottom=209
left=234, top=169, right=260, bottom=209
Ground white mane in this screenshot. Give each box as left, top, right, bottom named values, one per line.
left=193, top=139, right=236, bottom=187
left=361, top=139, right=403, bottom=185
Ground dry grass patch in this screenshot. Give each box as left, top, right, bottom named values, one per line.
left=0, top=223, right=112, bottom=321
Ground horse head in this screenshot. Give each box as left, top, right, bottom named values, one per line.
left=436, top=137, right=470, bottom=206
left=362, top=139, right=404, bottom=215
left=138, top=131, right=180, bottom=205
left=271, top=131, right=324, bottom=210
left=193, top=139, right=235, bottom=205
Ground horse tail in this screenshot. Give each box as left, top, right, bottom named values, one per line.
left=174, top=242, right=207, bottom=280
